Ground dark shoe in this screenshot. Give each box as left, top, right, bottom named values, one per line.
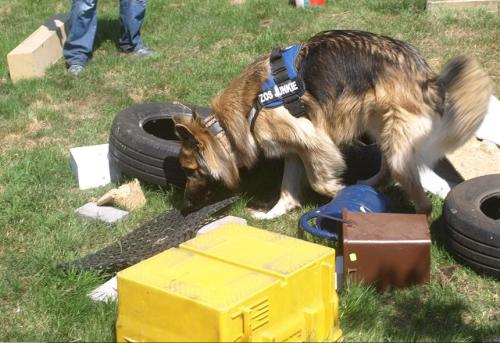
left=68, top=64, right=85, bottom=76
left=131, top=46, right=155, bottom=58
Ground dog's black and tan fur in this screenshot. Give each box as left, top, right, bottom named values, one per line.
left=174, top=30, right=493, bottom=218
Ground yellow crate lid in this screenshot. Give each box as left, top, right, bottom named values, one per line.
left=118, top=247, right=279, bottom=309
left=181, top=224, right=334, bottom=276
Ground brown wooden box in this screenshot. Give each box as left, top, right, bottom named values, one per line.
left=342, top=210, right=431, bottom=291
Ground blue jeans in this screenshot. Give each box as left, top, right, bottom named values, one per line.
left=64, top=0, right=147, bottom=66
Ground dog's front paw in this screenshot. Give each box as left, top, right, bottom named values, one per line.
left=248, top=208, right=280, bottom=220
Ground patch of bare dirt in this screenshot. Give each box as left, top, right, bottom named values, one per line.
left=427, top=57, right=444, bottom=72
left=211, top=38, right=234, bottom=51
left=55, top=2, right=65, bottom=13
left=0, top=118, right=67, bottom=153
left=29, top=93, right=104, bottom=122
left=434, top=264, right=459, bottom=285
left=444, top=27, right=472, bottom=40
left=0, top=134, right=67, bottom=154
left=63, top=98, right=105, bottom=121
left=319, top=10, right=350, bottom=22
left=157, top=85, right=172, bottom=98
left=29, top=100, right=65, bottom=113
left=168, top=2, right=187, bottom=9
left=260, top=18, right=273, bottom=29
left=210, top=33, right=255, bottom=51
left=233, top=52, right=254, bottom=65
left=128, top=88, right=145, bottom=103
left=103, top=70, right=124, bottom=87
left=127, top=85, right=171, bottom=102
left=0, top=3, right=12, bottom=16
left=27, top=118, right=51, bottom=133
left=447, top=137, right=500, bottom=180
left=1, top=117, right=50, bottom=141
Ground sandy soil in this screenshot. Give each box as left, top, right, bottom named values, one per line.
left=446, top=137, right=500, bottom=180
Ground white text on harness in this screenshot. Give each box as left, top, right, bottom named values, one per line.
left=258, top=80, right=299, bottom=104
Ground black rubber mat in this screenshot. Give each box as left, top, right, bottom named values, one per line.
left=61, top=196, right=239, bottom=274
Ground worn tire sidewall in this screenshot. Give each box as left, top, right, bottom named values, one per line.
left=109, top=102, right=211, bottom=187
left=444, top=174, right=500, bottom=248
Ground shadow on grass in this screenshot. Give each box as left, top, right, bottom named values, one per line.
left=239, top=157, right=284, bottom=209
left=238, top=142, right=385, bottom=211
left=340, top=284, right=383, bottom=337
left=94, top=18, right=121, bottom=51
left=429, top=213, right=448, bottom=248
left=384, top=184, right=416, bottom=213
left=342, top=283, right=499, bottom=342
left=384, top=288, right=498, bottom=341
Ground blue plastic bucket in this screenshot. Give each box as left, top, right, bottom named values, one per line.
left=299, top=184, right=390, bottom=240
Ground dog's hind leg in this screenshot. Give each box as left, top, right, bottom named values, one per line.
left=392, top=163, right=432, bottom=215
left=251, top=154, right=307, bottom=220
left=381, top=110, right=433, bottom=214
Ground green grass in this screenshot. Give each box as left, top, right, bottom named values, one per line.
left=1, top=0, right=499, bottom=341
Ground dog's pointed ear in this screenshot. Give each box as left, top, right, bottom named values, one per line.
left=172, top=114, right=197, bottom=145
left=175, top=123, right=199, bottom=147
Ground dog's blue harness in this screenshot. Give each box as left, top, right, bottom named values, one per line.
left=248, top=44, right=306, bottom=132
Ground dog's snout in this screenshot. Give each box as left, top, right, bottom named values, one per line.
left=182, top=199, right=195, bottom=212
left=182, top=196, right=206, bottom=214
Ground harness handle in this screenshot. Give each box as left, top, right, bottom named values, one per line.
left=270, top=47, right=289, bottom=84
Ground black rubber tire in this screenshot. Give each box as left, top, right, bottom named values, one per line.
left=444, top=174, right=500, bottom=247
left=449, top=247, right=500, bottom=278
left=446, top=224, right=500, bottom=258
left=109, top=102, right=211, bottom=187
left=443, top=174, right=500, bottom=278
left=447, top=235, right=500, bottom=269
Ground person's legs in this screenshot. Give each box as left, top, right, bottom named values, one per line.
left=63, top=0, right=98, bottom=66
left=118, top=0, right=146, bottom=52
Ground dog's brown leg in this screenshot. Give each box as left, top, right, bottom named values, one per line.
left=253, top=108, right=345, bottom=215
left=392, top=166, right=432, bottom=215
left=380, top=109, right=433, bottom=214
left=250, top=154, right=307, bottom=220
left=299, top=143, right=345, bottom=197
left=294, top=118, right=346, bottom=197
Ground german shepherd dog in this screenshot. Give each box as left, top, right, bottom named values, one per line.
left=173, top=30, right=492, bottom=218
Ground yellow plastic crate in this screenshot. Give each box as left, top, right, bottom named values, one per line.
left=116, top=224, right=342, bottom=342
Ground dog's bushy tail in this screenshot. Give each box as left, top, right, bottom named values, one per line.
left=437, top=55, right=493, bottom=152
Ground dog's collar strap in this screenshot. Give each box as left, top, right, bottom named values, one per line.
left=248, top=106, right=258, bottom=133
left=203, top=115, right=224, bottom=136
left=251, top=44, right=306, bottom=132
left=202, top=114, right=233, bottom=157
